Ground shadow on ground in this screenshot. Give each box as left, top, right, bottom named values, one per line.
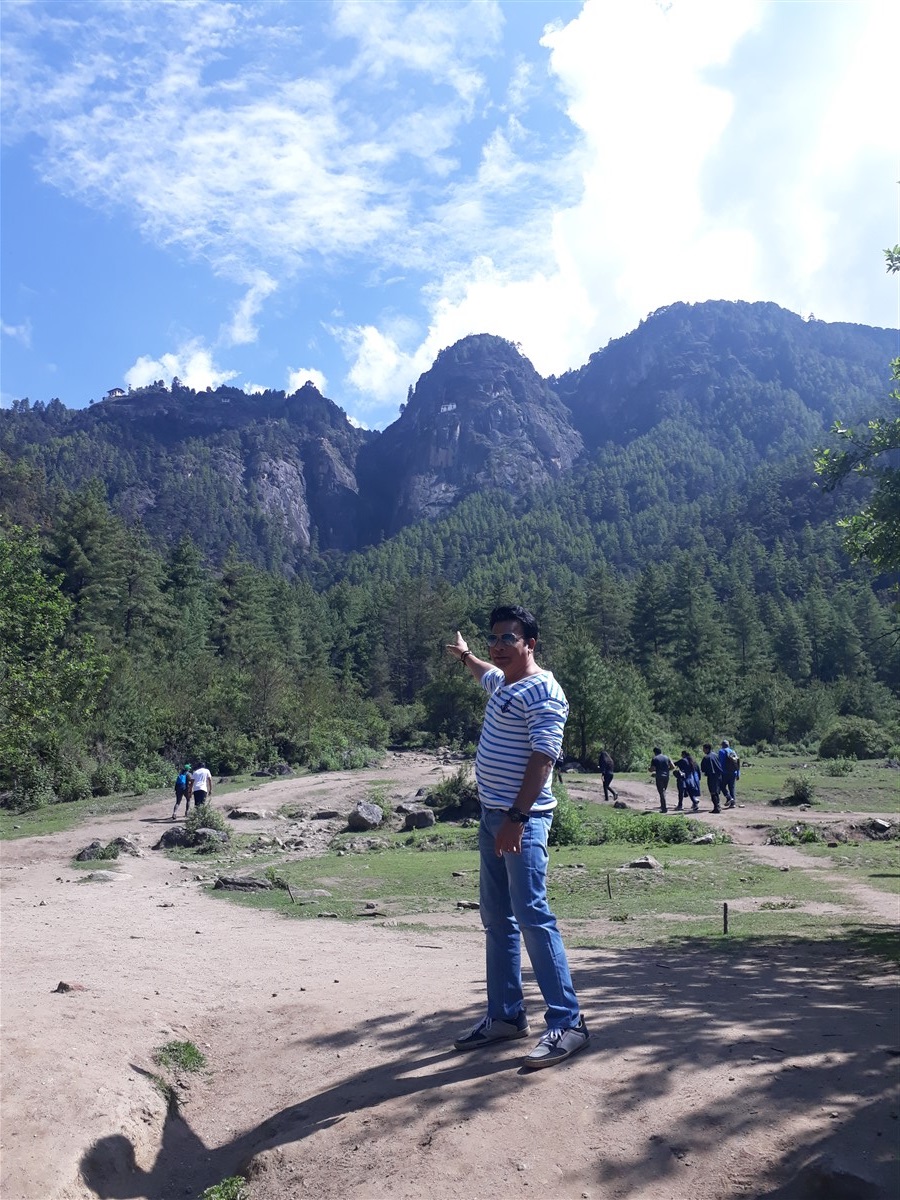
left=80, top=928, right=900, bottom=1200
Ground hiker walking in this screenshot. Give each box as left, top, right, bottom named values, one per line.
left=649, top=747, right=675, bottom=812
left=674, top=751, right=701, bottom=812
left=718, top=740, right=740, bottom=807
left=172, top=764, right=193, bottom=820
left=598, top=749, right=618, bottom=802
left=700, top=744, right=722, bottom=813
left=190, top=761, right=212, bottom=807
left=446, top=605, right=589, bottom=1070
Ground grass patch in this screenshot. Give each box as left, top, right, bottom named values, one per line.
left=735, top=758, right=900, bottom=813
left=796, top=840, right=900, bottom=896
left=152, top=1040, right=207, bottom=1073
left=200, top=1178, right=249, bottom=1200
left=205, top=841, right=853, bottom=933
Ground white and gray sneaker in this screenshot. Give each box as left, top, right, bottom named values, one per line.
left=522, top=1015, right=589, bottom=1069
left=454, top=1012, right=530, bottom=1051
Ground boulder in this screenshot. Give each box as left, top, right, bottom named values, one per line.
left=348, top=801, right=384, bottom=831
left=228, top=808, right=269, bottom=820
left=214, top=876, right=273, bottom=891
left=194, top=829, right=229, bottom=845
left=627, top=855, right=662, bottom=870
left=75, top=840, right=109, bottom=862
left=402, top=807, right=436, bottom=831
left=313, top=809, right=342, bottom=820
left=613, top=800, right=628, bottom=809
left=108, top=836, right=142, bottom=857
left=153, top=827, right=190, bottom=849
left=871, top=818, right=892, bottom=834
left=692, top=834, right=715, bottom=845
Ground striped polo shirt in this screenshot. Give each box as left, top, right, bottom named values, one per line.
left=475, top=668, right=568, bottom=812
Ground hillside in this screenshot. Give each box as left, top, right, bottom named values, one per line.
left=2, top=301, right=895, bottom=571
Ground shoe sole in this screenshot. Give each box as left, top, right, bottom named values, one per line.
left=454, top=1027, right=530, bottom=1051
left=522, top=1039, right=589, bottom=1070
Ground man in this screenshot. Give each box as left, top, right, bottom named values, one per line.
left=190, top=761, right=212, bottom=807
left=598, top=749, right=618, bottom=802
left=447, top=605, right=589, bottom=1070
left=172, top=764, right=193, bottom=820
left=718, top=740, right=740, bottom=808
left=649, top=747, right=675, bottom=812
left=700, top=744, right=722, bottom=813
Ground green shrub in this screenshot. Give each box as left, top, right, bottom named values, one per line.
left=3, top=763, right=56, bottom=812
left=819, top=718, right=892, bottom=760
left=185, top=804, right=229, bottom=840
left=548, top=780, right=584, bottom=846
left=90, top=761, right=126, bottom=797
left=426, top=765, right=479, bottom=810
left=767, top=822, right=821, bottom=846
left=783, top=774, right=816, bottom=805
left=820, top=756, right=855, bottom=777
left=589, top=811, right=704, bottom=845
left=55, top=762, right=92, bottom=803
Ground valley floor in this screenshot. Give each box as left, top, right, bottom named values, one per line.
left=1, top=756, right=898, bottom=1200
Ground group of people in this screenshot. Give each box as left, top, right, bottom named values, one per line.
left=171, top=761, right=213, bottom=820
left=649, top=741, right=740, bottom=813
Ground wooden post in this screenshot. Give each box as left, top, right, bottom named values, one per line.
left=606, top=873, right=612, bottom=900
left=286, top=882, right=296, bottom=904
left=723, top=901, right=729, bottom=934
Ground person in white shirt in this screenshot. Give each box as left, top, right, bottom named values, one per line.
left=190, top=762, right=212, bottom=806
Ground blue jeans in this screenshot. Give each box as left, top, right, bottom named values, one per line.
left=478, top=807, right=581, bottom=1031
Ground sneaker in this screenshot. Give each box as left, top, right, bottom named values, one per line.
left=454, top=1011, right=529, bottom=1051
left=522, top=1016, right=590, bottom=1070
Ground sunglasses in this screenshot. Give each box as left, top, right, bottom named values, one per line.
left=486, top=632, right=524, bottom=647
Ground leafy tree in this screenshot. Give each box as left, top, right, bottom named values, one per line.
left=814, top=249, right=900, bottom=570
left=0, top=529, right=106, bottom=789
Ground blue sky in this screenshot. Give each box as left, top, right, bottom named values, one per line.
left=1, top=0, right=898, bottom=429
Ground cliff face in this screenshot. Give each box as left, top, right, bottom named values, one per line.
left=2, top=303, right=896, bottom=568
left=356, top=334, right=583, bottom=539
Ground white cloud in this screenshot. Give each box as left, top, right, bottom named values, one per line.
left=287, top=367, right=328, bottom=394
left=124, top=339, right=237, bottom=391
left=1, top=319, right=32, bottom=348
left=225, top=272, right=278, bottom=346
left=338, top=0, right=900, bottom=412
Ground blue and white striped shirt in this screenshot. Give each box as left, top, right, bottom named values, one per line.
left=475, top=669, right=568, bottom=812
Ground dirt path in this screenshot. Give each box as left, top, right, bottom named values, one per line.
left=2, top=760, right=898, bottom=1200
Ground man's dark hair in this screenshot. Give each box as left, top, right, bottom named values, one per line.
left=703, top=743, right=712, bottom=753
left=653, top=747, right=662, bottom=755
left=489, top=604, right=539, bottom=642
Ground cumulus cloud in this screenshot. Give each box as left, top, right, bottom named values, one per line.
left=286, top=367, right=328, bottom=394
left=124, top=340, right=237, bottom=392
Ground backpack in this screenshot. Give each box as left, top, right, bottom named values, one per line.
left=177, top=772, right=187, bottom=788
left=724, top=749, right=740, bottom=774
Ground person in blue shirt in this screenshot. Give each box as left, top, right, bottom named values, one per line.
left=718, top=740, right=740, bottom=807
left=446, top=605, right=589, bottom=1070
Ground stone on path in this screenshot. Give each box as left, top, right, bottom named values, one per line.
left=627, top=855, right=662, bottom=870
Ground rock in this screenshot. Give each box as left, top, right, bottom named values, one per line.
left=52, top=981, right=86, bottom=993
left=81, top=870, right=119, bottom=882
left=871, top=818, right=892, bottom=834
left=402, top=807, right=436, bottom=830
left=627, top=855, right=662, bottom=870
left=313, top=809, right=342, bottom=820
left=108, top=836, right=142, bottom=857
left=75, top=840, right=108, bottom=862
left=214, top=876, right=274, bottom=891
left=457, top=900, right=480, bottom=910
left=348, top=801, right=384, bottom=831
left=452, top=871, right=467, bottom=877
left=613, top=800, right=628, bottom=809
left=153, top=827, right=190, bottom=849
left=194, top=829, right=228, bottom=845
left=228, top=808, right=269, bottom=820
left=317, top=912, right=339, bottom=918
left=692, top=834, right=715, bottom=845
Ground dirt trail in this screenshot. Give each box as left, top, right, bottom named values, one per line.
left=2, top=759, right=898, bottom=1200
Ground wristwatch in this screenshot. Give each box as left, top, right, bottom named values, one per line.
left=506, top=807, right=530, bottom=824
